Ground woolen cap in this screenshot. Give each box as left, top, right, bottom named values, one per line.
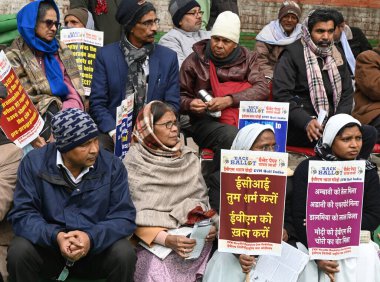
left=169, top=0, right=200, bottom=28
left=211, top=11, right=240, bottom=43
left=52, top=108, right=99, bottom=153
left=322, top=114, right=361, bottom=147
left=278, top=1, right=301, bottom=21
left=115, top=0, right=156, bottom=33
left=65, top=8, right=88, bottom=26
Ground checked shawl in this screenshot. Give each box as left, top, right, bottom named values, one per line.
left=300, top=18, right=342, bottom=117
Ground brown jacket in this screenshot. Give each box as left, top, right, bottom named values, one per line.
left=352, top=48, right=380, bottom=124
left=180, top=39, right=269, bottom=115
left=254, top=41, right=285, bottom=78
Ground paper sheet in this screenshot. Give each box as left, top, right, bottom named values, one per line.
left=138, top=227, right=193, bottom=260
left=251, top=241, right=310, bottom=282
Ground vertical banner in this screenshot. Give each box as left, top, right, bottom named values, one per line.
left=60, top=28, right=104, bottom=96
left=219, top=150, right=288, bottom=256
left=0, top=51, right=44, bottom=147
left=114, top=96, right=134, bottom=159
left=238, top=101, right=289, bottom=152
left=306, top=160, right=365, bottom=260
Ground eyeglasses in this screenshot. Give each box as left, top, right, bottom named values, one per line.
left=252, top=144, right=279, bottom=152
left=137, top=18, right=160, bottom=28
left=154, top=120, right=180, bottom=129
left=185, top=10, right=204, bottom=17
left=40, top=19, right=61, bottom=29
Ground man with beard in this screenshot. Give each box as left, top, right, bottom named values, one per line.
left=255, top=1, right=302, bottom=79
left=159, top=0, right=211, bottom=67
left=89, top=0, right=180, bottom=152
left=273, top=9, right=356, bottom=148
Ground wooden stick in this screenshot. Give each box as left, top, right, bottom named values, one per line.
left=246, top=272, right=250, bottom=282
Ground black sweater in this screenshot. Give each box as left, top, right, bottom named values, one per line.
left=273, top=39, right=354, bottom=131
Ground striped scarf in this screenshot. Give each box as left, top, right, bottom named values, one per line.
left=132, top=101, right=182, bottom=157
left=120, top=36, right=154, bottom=123
left=301, top=17, right=342, bottom=117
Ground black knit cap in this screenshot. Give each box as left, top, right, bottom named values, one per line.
left=52, top=108, right=99, bottom=153
left=170, top=0, right=200, bottom=28
left=115, top=0, right=156, bottom=33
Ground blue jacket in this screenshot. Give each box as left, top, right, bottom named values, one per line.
left=89, top=42, right=180, bottom=133
left=8, top=143, right=136, bottom=254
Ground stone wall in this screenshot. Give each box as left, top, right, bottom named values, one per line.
left=1, top=0, right=379, bottom=40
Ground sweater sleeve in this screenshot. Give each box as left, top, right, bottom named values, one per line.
left=135, top=226, right=167, bottom=246
left=83, top=157, right=136, bottom=254
left=273, top=48, right=313, bottom=130
left=292, top=158, right=310, bottom=247
left=354, top=51, right=380, bottom=101
left=228, top=50, right=270, bottom=107
left=7, top=154, right=64, bottom=248
left=361, top=167, right=380, bottom=232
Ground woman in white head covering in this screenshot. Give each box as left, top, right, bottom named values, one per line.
left=208, top=123, right=277, bottom=213
left=205, top=123, right=291, bottom=281
left=293, top=114, right=380, bottom=282
left=231, top=123, right=276, bottom=150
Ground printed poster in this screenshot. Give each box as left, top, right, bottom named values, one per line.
left=114, top=96, right=134, bottom=159
left=238, top=101, right=289, bottom=152
left=60, top=28, right=104, bottom=96
left=219, top=150, right=288, bottom=256
left=306, top=160, right=365, bottom=260
left=0, top=51, right=43, bottom=147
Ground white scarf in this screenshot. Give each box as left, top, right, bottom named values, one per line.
left=256, top=20, right=302, bottom=46
left=231, top=123, right=274, bottom=150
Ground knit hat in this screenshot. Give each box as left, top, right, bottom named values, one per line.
left=65, top=8, right=88, bottom=27
left=169, top=0, right=200, bottom=28
left=231, top=123, right=275, bottom=150
left=51, top=108, right=99, bottom=153
left=322, top=114, right=361, bottom=147
left=211, top=11, right=240, bottom=43
left=115, top=0, right=156, bottom=33
left=278, top=1, right=301, bottom=21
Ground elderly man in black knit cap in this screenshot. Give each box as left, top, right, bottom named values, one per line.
left=6, top=108, right=137, bottom=282
left=159, top=0, right=210, bottom=67
left=89, top=0, right=180, bottom=152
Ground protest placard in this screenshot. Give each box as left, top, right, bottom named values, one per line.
left=114, top=96, right=134, bottom=159
left=0, top=51, right=43, bottom=147
left=60, top=28, right=103, bottom=96
left=218, top=150, right=288, bottom=256
left=238, top=101, right=289, bottom=152
left=306, top=160, right=365, bottom=260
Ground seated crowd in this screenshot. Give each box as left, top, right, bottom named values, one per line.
left=0, top=0, right=379, bottom=281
